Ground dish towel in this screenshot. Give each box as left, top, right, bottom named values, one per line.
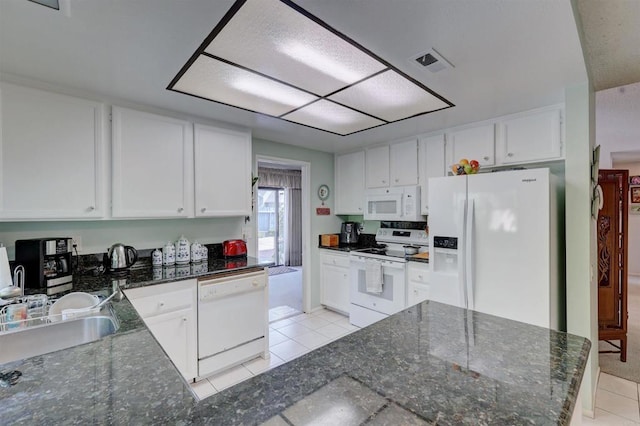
left=365, top=259, right=383, bottom=294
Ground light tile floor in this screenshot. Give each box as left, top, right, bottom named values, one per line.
left=190, top=307, right=358, bottom=400
left=583, top=372, right=640, bottom=425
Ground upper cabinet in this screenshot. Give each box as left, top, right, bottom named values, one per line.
left=497, top=107, right=562, bottom=164
left=365, top=145, right=390, bottom=188
left=194, top=124, right=251, bottom=217
left=0, top=83, right=106, bottom=220
left=389, top=139, right=419, bottom=186
left=446, top=124, right=495, bottom=167
left=365, top=139, right=418, bottom=189
left=112, top=107, right=193, bottom=218
left=418, top=134, right=446, bottom=215
left=335, top=151, right=365, bottom=215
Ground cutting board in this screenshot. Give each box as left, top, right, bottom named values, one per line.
left=410, top=252, right=429, bottom=260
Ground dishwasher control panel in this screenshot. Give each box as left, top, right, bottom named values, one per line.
left=199, top=271, right=266, bottom=302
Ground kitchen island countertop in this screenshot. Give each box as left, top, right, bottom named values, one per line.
left=1, top=282, right=589, bottom=425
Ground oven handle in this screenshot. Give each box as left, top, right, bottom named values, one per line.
left=349, top=256, right=406, bottom=270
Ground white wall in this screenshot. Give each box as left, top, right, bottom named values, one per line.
left=596, top=81, right=640, bottom=169
left=564, top=83, right=598, bottom=414
left=611, top=160, right=640, bottom=276
left=252, top=138, right=343, bottom=310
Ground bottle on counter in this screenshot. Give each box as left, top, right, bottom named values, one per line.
left=151, top=248, right=163, bottom=267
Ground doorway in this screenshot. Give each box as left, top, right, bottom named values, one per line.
left=255, top=157, right=311, bottom=322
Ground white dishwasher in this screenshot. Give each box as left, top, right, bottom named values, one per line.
left=197, top=269, right=269, bottom=378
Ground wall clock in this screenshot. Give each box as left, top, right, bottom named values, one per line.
left=317, top=184, right=330, bottom=205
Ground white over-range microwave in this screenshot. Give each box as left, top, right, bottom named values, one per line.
left=364, top=185, right=424, bottom=221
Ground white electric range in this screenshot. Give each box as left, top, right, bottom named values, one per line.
left=349, top=227, right=428, bottom=327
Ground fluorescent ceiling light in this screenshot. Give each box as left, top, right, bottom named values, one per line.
left=172, top=56, right=317, bottom=117
left=329, top=70, right=451, bottom=122
left=168, top=0, right=454, bottom=135
left=283, top=100, right=385, bottom=135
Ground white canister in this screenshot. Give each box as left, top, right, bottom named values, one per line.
left=163, top=241, right=176, bottom=266
left=191, top=241, right=202, bottom=263
left=151, top=248, right=163, bottom=266
left=176, top=235, right=190, bottom=264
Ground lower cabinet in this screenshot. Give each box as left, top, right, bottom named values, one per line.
left=124, top=279, right=198, bottom=382
left=407, top=262, right=430, bottom=306
left=320, top=250, right=350, bottom=314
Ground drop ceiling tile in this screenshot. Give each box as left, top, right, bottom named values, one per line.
left=282, top=100, right=385, bottom=135
left=204, top=0, right=386, bottom=96
left=172, top=55, right=317, bottom=117
left=329, top=70, right=451, bottom=122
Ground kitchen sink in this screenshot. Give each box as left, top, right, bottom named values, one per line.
left=0, top=312, right=120, bottom=365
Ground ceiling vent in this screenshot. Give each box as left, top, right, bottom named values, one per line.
left=413, top=48, right=453, bottom=73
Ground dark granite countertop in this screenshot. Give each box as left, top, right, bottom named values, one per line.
left=1, top=283, right=589, bottom=426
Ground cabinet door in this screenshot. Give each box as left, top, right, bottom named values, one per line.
left=144, top=307, right=197, bottom=381
left=408, top=282, right=430, bottom=306
left=335, top=151, right=365, bottom=215
left=194, top=124, right=251, bottom=217
left=0, top=83, right=105, bottom=220
left=447, top=124, right=495, bottom=167
left=389, top=139, right=418, bottom=186
left=418, top=135, right=446, bottom=215
left=365, top=145, right=390, bottom=188
left=112, top=107, right=193, bottom=218
left=320, top=252, right=350, bottom=313
left=500, top=108, right=562, bottom=164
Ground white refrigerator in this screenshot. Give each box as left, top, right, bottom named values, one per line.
left=428, top=168, right=561, bottom=329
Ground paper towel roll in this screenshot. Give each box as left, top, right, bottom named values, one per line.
left=0, top=247, right=13, bottom=289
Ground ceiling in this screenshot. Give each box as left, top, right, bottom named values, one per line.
left=0, top=0, right=587, bottom=153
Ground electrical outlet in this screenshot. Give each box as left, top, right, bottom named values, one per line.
left=71, top=236, right=82, bottom=252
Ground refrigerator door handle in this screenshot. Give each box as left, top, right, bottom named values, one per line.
left=465, top=199, right=475, bottom=311
left=458, top=198, right=467, bottom=309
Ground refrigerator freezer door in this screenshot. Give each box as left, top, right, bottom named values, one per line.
left=466, top=169, right=552, bottom=328
left=428, top=175, right=467, bottom=308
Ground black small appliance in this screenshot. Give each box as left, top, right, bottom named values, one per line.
left=339, top=222, right=360, bottom=245
left=15, top=238, right=73, bottom=295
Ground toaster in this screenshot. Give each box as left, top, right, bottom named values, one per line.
left=222, top=239, right=247, bottom=258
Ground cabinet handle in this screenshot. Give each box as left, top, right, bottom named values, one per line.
left=201, top=207, right=207, bottom=213
left=358, top=207, right=362, bottom=211
left=395, top=178, right=399, bottom=183
left=252, top=280, right=258, bottom=287
left=178, top=207, right=184, bottom=213
left=418, top=274, right=423, bottom=279
left=507, top=152, right=514, bottom=157
left=87, top=206, right=95, bottom=211
left=183, top=317, right=187, bottom=322
left=382, top=180, right=386, bottom=184
left=483, top=156, right=489, bottom=161
left=343, top=274, right=347, bottom=278
left=159, top=302, right=165, bottom=307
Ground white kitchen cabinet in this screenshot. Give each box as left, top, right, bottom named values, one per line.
left=446, top=123, right=495, bottom=167
left=124, top=279, right=198, bottom=382
left=144, top=307, right=196, bottom=381
left=365, top=145, right=390, bottom=189
left=407, top=262, right=430, bottom=306
left=418, top=134, right=446, bottom=215
left=0, top=83, right=106, bottom=220
left=389, top=139, right=418, bottom=186
left=112, top=106, right=193, bottom=218
left=194, top=124, right=251, bottom=217
left=320, top=250, right=350, bottom=314
left=335, top=151, right=365, bottom=215
left=498, top=107, right=562, bottom=164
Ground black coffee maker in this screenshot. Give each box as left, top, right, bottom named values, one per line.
left=340, top=222, right=359, bottom=245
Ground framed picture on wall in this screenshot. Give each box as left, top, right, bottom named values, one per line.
left=631, top=186, right=640, bottom=214
left=630, top=175, right=640, bottom=185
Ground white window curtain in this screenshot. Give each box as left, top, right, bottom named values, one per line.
left=258, top=167, right=302, bottom=266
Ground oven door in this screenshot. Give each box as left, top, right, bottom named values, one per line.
left=349, top=254, right=406, bottom=315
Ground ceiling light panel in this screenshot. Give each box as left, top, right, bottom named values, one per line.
left=282, top=100, right=385, bottom=135
left=172, top=55, right=317, bottom=117
left=203, top=0, right=386, bottom=96
left=329, top=70, right=451, bottom=122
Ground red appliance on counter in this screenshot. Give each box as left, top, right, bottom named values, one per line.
left=223, top=239, right=247, bottom=258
